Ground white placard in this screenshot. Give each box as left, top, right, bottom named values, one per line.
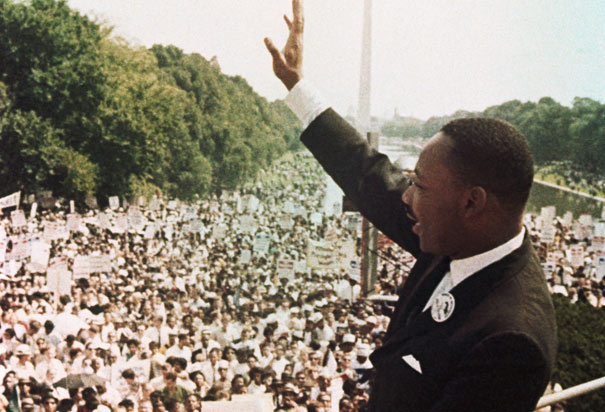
left=111, top=359, right=151, bottom=387
left=212, top=223, right=228, bottom=240
left=0, top=191, right=20, bottom=209
left=47, top=257, right=72, bottom=296
left=279, top=215, right=294, bottom=230
left=240, top=250, right=251, bottom=264
left=307, top=240, right=338, bottom=270
left=253, top=233, right=271, bottom=255
left=347, top=258, right=361, bottom=282
left=0, top=239, right=8, bottom=263
left=540, top=225, right=556, bottom=244
left=276, top=258, right=295, bottom=279
left=569, top=246, right=584, bottom=268
left=239, top=215, right=257, bottom=234
left=66, top=213, right=81, bottom=232
left=541, top=262, right=555, bottom=279
left=43, top=222, right=65, bottom=241
left=562, top=211, right=573, bottom=227
left=30, top=240, right=50, bottom=272
left=596, top=251, right=605, bottom=281
left=346, top=214, right=363, bottom=232
left=8, top=237, right=28, bottom=260
left=10, top=210, right=26, bottom=228
left=69, top=200, right=75, bottom=214
left=30, top=202, right=38, bottom=219
left=294, top=260, right=307, bottom=273
left=108, top=196, right=120, bottom=210
left=579, top=214, right=593, bottom=226
left=540, top=206, right=556, bottom=225
left=310, top=213, right=323, bottom=225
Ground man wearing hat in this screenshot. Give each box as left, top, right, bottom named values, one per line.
left=11, top=345, right=35, bottom=380
left=265, top=1, right=557, bottom=410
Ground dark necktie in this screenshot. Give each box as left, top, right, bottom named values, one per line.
left=402, top=258, right=451, bottom=328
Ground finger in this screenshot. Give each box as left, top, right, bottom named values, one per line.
left=264, top=38, right=286, bottom=65
left=284, top=15, right=292, bottom=30
left=292, top=0, right=304, bottom=30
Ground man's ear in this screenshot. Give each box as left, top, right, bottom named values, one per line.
left=461, top=186, right=487, bottom=218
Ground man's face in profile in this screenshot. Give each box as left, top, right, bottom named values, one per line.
left=402, top=132, right=466, bottom=257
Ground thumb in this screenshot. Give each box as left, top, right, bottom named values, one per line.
left=264, top=38, right=283, bottom=62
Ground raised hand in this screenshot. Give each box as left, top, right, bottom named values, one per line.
left=264, top=0, right=304, bottom=90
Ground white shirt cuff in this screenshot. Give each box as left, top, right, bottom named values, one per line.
left=284, top=79, right=328, bottom=130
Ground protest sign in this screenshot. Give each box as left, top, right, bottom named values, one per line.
left=30, top=203, right=38, bottom=219
left=46, top=257, right=71, bottom=296
left=345, top=258, right=361, bottom=282
left=596, top=251, right=605, bottom=281
left=204, top=394, right=273, bottom=412
left=111, top=359, right=151, bottom=387
left=541, top=262, right=555, bottom=279
left=579, top=214, right=593, bottom=227
left=128, top=207, right=145, bottom=231
left=346, top=214, right=362, bottom=232
left=277, top=258, right=295, bottom=279
left=115, top=213, right=128, bottom=233
left=253, top=233, right=271, bottom=255
left=144, top=223, right=156, bottom=240
left=540, top=225, right=556, bottom=244
left=243, top=195, right=260, bottom=212
left=8, top=237, right=28, bottom=261
left=221, top=203, right=234, bottom=215
left=29, top=240, right=50, bottom=273
left=108, top=196, right=120, bottom=210
left=307, top=240, right=338, bottom=270
left=239, top=215, right=257, bottom=234
left=294, top=260, right=307, bottom=273
left=66, top=213, right=82, bottom=232
left=282, top=201, right=294, bottom=214
left=43, top=222, right=64, bottom=242
left=97, top=212, right=110, bottom=230
left=310, top=213, right=322, bottom=225
left=0, top=239, right=7, bottom=263
left=279, top=215, right=294, bottom=230
left=240, top=249, right=251, bottom=264
left=0, top=191, right=20, bottom=209
left=540, top=206, right=556, bottom=225
left=212, top=223, right=228, bottom=240
left=10, top=210, right=26, bottom=228
left=569, top=246, right=584, bottom=268
left=562, top=211, right=573, bottom=227
left=73, top=255, right=111, bottom=277
left=182, top=206, right=197, bottom=220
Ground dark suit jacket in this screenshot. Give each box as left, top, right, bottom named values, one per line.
left=301, top=109, right=557, bottom=412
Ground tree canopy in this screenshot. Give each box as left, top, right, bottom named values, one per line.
left=382, top=97, right=605, bottom=175
left=0, top=0, right=301, bottom=202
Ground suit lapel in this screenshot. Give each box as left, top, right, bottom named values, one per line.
left=378, top=237, right=535, bottom=351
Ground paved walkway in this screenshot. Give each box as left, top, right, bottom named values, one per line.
left=534, top=179, right=605, bottom=203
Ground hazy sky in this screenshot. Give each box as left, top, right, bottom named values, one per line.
left=67, top=0, right=604, bottom=120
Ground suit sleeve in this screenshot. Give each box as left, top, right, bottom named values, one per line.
left=301, top=109, right=421, bottom=257
left=429, top=332, right=550, bottom=412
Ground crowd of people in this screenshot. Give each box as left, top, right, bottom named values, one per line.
left=0, top=152, right=603, bottom=412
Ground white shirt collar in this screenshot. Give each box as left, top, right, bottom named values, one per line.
left=450, top=227, right=526, bottom=287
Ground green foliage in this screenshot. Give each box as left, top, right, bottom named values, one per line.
left=381, top=97, right=604, bottom=176
left=552, top=294, right=605, bottom=412
left=0, top=0, right=300, bottom=201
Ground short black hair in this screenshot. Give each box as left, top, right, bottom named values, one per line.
left=440, top=118, right=534, bottom=215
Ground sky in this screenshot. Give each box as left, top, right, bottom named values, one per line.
left=67, top=0, right=604, bottom=120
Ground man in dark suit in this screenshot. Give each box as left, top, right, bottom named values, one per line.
left=265, top=1, right=557, bottom=411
